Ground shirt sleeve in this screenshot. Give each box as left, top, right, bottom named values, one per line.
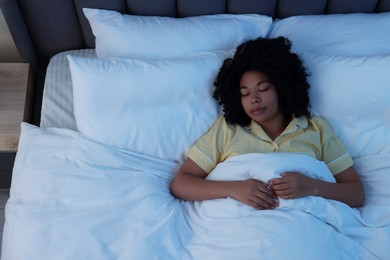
left=316, top=117, right=354, bottom=175
left=186, top=116, right=227, bottom=174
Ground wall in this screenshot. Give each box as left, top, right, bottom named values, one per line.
left=0, top=8, right=22, bottom=62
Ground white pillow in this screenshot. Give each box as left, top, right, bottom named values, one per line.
left=68, top=50, right=232, bottom=162
left=83, top=8, right=272, bottom=59
left=268, top=12, right=390, bottom=56
left=304, top=53, right=390, bottom=158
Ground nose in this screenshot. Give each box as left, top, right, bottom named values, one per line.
left=251, top=94, right=261, bottom=104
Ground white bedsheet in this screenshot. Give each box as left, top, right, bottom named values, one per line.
left=2, top=123, right=389, bottom=259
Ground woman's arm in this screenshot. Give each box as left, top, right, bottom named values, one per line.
left=170, top=158, right=279, bottom=210
left=270, top=166, right=365, bottom=207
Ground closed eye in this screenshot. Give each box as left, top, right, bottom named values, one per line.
left=240, top=81, right=273, bottom=96
left=258, top=86, right=270, bottom=92
left=257, top=82, right=272, bottom=92
left=240, top=87, right=249, bottom=96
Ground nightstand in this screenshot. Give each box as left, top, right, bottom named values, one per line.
left=0, top=63, right=32, bottom=188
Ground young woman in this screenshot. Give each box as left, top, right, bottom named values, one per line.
left=170, top=37, right=364, bottom=210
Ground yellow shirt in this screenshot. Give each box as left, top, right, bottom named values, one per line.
left=187, top=115, right=353, bottom=175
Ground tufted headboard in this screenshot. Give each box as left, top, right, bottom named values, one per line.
left=1, top=0, right=390, bottom=125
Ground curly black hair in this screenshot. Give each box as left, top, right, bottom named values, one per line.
left=213, top=36, right=311, bottom=126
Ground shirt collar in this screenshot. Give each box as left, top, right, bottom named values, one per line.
left=247, top=116, right=309, bottom=140
left=291, top=116, right=308, bottom=129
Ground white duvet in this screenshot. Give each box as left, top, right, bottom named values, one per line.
left=2, top=123, right=390, bottom=259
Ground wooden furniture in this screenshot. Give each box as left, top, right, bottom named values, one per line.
left=0, top=63, right=32, bottom=188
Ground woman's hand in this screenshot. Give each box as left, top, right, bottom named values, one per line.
left=270, top=172, right=318, bottom=199
left=269, top=167, right=365, bottom=207
left=229, top=179, right=279, bottom=210
left=170, top=158, right=278, bottom=210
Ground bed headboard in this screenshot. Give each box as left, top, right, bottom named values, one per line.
left=1, top=0, right=390, bottom=125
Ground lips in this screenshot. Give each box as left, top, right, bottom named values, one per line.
left=251, top=107, right=266, bottom=115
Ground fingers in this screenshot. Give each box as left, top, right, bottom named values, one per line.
left=248, top=197, right=278, bottom=210
left=232, top=179, right=279, bottom=210
left=269, top=176, right=289, bottom=195
left=271, top=172, right=296, bottom=184
left=272, top=188, right=295, bottom=199
left=250, top=181, right=279, bottom=210
left=269, top=172, right=310, bottom=199
left=267, top=173, right=290, bottom=199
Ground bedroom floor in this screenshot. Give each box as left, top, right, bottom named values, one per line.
left=0, top=189, right=9, bottom=257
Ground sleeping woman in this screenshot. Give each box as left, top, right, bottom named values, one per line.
left=170, top=36, right=364, bottom=210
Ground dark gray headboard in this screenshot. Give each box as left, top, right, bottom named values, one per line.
left=1, top=0, right=390, bottom=125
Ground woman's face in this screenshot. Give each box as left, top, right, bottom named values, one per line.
left=240, top=70, right=284, bottom=127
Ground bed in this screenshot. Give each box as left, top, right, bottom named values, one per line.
left=1, top=0, right=390, bottom=259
